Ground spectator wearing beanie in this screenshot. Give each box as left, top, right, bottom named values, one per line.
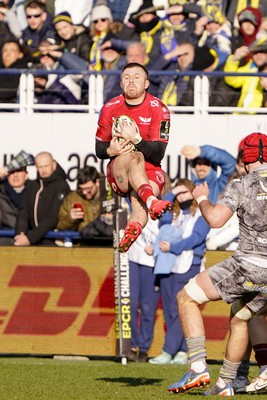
left=89, top=3, right=113, bottom=71
left=53, top=11, right=91, bottom=61
left=231, top=7, right=262, bottom=66
left=128, top=0, right=165, bottom=65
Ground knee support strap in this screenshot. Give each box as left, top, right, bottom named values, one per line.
left=231, top=300, right=255, bottom=321
left=184, top=276, right=209, bottom=304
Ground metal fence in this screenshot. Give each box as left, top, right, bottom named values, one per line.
left=0, top=69, right=266, bottom=115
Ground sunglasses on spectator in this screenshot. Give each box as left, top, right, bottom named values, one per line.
left=26, top=13, right=42, bottom=19
left=93, top=18, right=107, bottom=23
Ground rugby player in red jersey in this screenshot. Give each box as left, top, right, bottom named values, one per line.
left=95, top=62, right=171, bottom=252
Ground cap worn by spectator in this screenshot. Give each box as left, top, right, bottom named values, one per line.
left=53, top=11, right=73, bottom=26
left=204, top=4, right=224, bottom=24
left=238, top=8, right=260, bottom=27
left=249, top=36, right=267, bottom=53
left=91, top=4, right=113, bottom=23
left=192, top=46, right=219, bottom=70
left=132, top=0, right=159, bottom=19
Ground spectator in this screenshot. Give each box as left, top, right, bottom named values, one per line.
left=128, top=0, right=165, bottom=65
left=193, top=5, right=232, bottom=68
left=127, top=217, right=160, bottom=363
left=0, top=167, right=28, bottom=244
left=98, top=31, right=127, bottom=101
left=126, top=41, right=148, bottom=65
left=21, top=0, right=56, bottom=53
left=160, top=1, right=201, bottom=49
left=57, top=166, right=101, bottom=232
left=89, top=2, right=113, bottom=71
left=0, top=1, right=22, bottom=41
left=33, top=39, right=82, bottom=107
left=0, top=149, right=34, bottom=179
left=149, top=178, right=210, bottom=365
left=14, top=151, right=70, bottom=246
left=157, top=42, right=195, bottom=106
left=181, top=144, right=236, bottom=203
left=224, top=37, right=267, bottom=110
left=126, top=170, right=172, bottom=362
left=225, top=0, right=267, bottom=28
left=231, top=7, right=263, bottom=66
left=0, top=39, right=32, bottom=107
left=53, top=11, right=91, bottom=61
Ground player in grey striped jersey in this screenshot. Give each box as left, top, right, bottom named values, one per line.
left=167, top=132, right=267, bottom=396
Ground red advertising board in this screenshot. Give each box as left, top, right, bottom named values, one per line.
left=0, top=247, right=234, bottom=360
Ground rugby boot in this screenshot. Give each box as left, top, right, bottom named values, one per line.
left=118, top=221, right=142, bottom=253
left=231, top=374, right=250, bottom=392
left=236, top=375, right=267, bottom=394
left=148, top=199, right=171, bottom=220
left=204, top=377, right=234, bottom=396
left=167, top=368, right=210, bottom=394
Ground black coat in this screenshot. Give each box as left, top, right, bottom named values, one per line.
left=0, top=180, right=29, bottom=229
left=0, top=56, right=32, bottom=103
left=15, top=164, right=70, bottom=244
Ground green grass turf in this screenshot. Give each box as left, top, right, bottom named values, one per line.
left=0, top=357, right=264, bottom=399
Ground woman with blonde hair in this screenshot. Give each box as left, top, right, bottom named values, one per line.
left=89, top=3, right=113, bottom=70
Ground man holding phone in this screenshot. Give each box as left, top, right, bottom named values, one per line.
left=57, top=166, right=101, bottom=232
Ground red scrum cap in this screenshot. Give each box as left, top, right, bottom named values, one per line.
left=241, top=132, right=267, bottom=164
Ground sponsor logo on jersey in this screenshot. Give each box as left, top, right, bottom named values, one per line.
left=160, top=120, right=170, bottom=140
left=257, top=236, right=267, bottom=244
left=139, top=116, right=151, bottom=124
left=243, top=280, right=267, bottom=294
left=150, top=100, right=159, bottom=107
left=106, top=99, right=120, bottom=108
left=155, top=171, right=165, bottom=184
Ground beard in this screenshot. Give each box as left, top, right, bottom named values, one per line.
left=125, top=85, right=138, bottom=99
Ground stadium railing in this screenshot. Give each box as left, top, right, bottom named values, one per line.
left=0, top=229, right=81, bottom=247
left=0, top=69, right=267, bottom=114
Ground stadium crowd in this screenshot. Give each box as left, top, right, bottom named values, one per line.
left=0, top=0, right=267, bottom=110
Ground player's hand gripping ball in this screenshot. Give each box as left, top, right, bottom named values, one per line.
left=112, top=115, right=137, bottom=152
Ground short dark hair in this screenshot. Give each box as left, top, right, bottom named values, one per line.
left=121, top=62, right=149, bottom=80
left=25, top=0, right=46, bottom=11
left=77, top=166, right=100, bottom=185
left=191, top=157, right=211, bottom=168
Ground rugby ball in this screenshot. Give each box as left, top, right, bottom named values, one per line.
left=112, top=115, right=135, bottom=137
left=111, top=115, right=137, bottom=152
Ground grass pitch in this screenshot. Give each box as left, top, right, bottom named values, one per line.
left=0, top=357, right=263, bottom=399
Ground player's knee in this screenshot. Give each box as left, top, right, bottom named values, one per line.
left=129, top=151, right=144, bottom=163
left=183, top=276, right=209, bottom=305
left=231, top=300, right=255, bottom=321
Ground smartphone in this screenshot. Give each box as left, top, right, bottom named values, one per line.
left=73, top=202, right=84, bottom=212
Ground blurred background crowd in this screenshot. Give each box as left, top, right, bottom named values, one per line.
left=1, top=0, right=267, bottom=110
